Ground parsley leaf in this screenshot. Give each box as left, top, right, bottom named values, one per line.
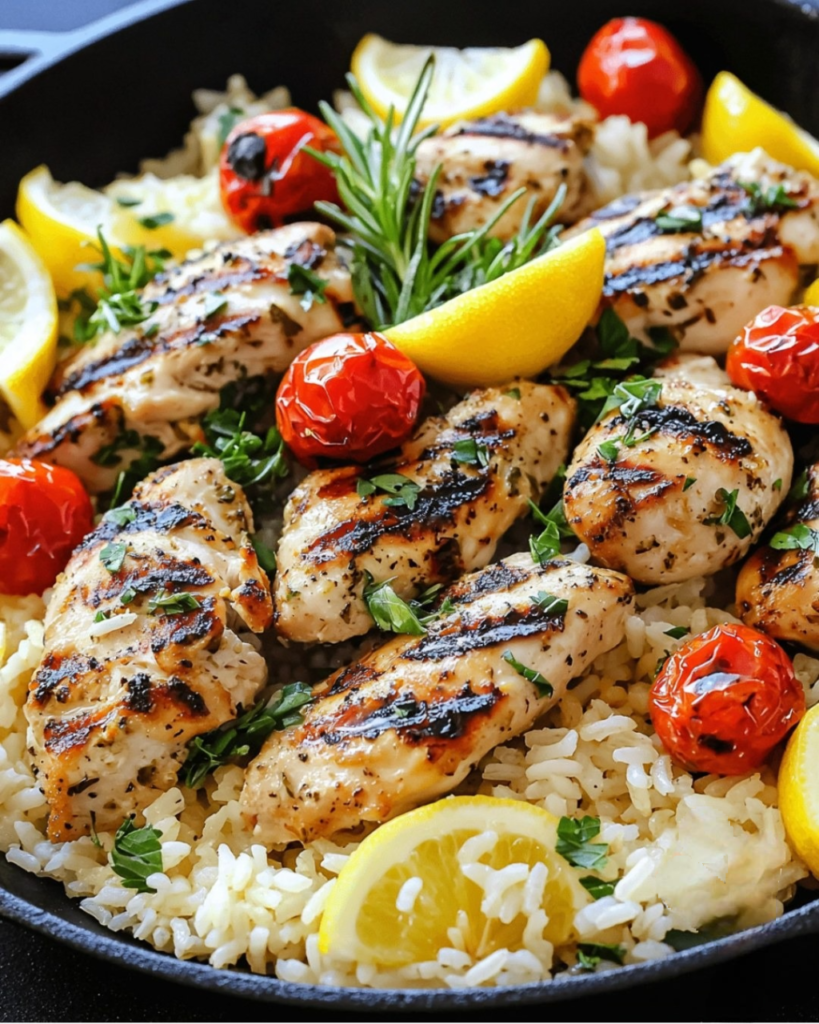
left=93, top=610, right=110, bottom=623
left=357, top=473, right=421, bottom=511
left=287, top=263, right=328, bottom=311
left=788, top=469, right=810, bottom=503
left=115, top=196, right=142, bottom=208
left=182, top=682, right=314, bottom=789
left=773, top=478, right=782, bottom=491
left=556, top=815, right=608, bottom=869
left=363, top=573, right=427, bottom=635
left=136, top=211, right=175, bottom=230
left=664, top=626, right=689, bottom=640
left=703, top=488, right=751, bottom=539
left=451, top=438, right=490, bottom=468
left=120, top=587, right=137, bottom=606
left=202, top=291, right=228, bottom=319
left=600, top=378, right=663, bottom=420
left=532, top=591, right=569, bottom=616
left=100, top=542, right=127, bottom=574
left=110, top=819, right=163, bottom=892
left=739, top=180, right=799, bottom=214
left=655, top=204, right=703, bottom=233
left=683, top=477, right=696, bottom=492
left=770, top=523, right=819, bottom=552
left=217, top=106, right=245, bottom=147
left=528, top=499, right=575, bottom=565
left=504, top=387, right=522, bottom=400
left=664, top=918, right=737, bottom=951
left=579, top=875, right=616, bottom=899
left=577, top=942, right=625, bottom=968
left=147, top=590, right=201, bottom=616
left=598, top=439, right=620, bottom=463
left=105, top=506, right=136, bottom=527
left=502, top=650, right=553, bottom=698
left=251, top=534, right=277, bottom=574
left=192, top=411, right=288, bottom=502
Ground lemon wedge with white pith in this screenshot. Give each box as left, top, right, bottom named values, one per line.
left=0, top=220, right=58, bottom=429
left=702, top=71, right=819, bottom=177
left=318, top=796, right=589, bottom=967
left=352, top=35, right=549, bottom=128
left=384, top=228, right=606, bottom=388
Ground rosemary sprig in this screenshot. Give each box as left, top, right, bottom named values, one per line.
left=308, top=59, right=564, bottom=329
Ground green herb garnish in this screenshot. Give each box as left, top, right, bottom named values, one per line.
left=287, top=263, right=328, bottom=311
left=577, top=942, right=625, bottom=968
left=110, top=819, right=163, bottom=892
left=556, top=815, right=608, bottom=869
left=770, top=523, right=819, bottom=552
left=251, top=534, right=277, bottom=574
left=136, top=211, right=175, bottom=230
left=356, top=473, right=421, bottom=511
left=100, top=542, right=127, bottom=574
left=703, top=487, right=751, bottom=539
left=105, top=506, right=136, bottom=527
left=451, top=438, right=490, bottom=468
left=664, top=626, right=689, bottom=640
left=119, top=587, right=137, bottom=605
left=532, top=591, right=569, bottom=616
left=502, top=650, right=553, bottom=698
left=683, top=477, right=696, bottom=492
left=788, top=469, right=810, bottom=503
left=202, top=291, right=227, bottom=319
left=528, top=499, right=575, bottom=565
left=579, top=876, right=616, bottom=900
left=655, top=204, right=703, bottom=233
left=739, top=180, right=799, bottom=215
left=217, top=106, right=244, bottom=147
left=147, top=590, right=201, bottom=616
left=363, top=573, right=427, bottom=635
left=597, top=439, right=620, bottom=463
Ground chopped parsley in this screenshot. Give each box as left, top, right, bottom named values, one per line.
left=556, top=815, right=608, bottom=870
left=773, top=478, right=783, bottom=491
left=683, top=477, right=696, bottom=492
left=664, top=917, right=737, bottom=951
left=93, top=610, right=110, bottom=623
left=119, top=587, right=138, bottom=606
left=788, top=469, right=810, bottom=503
left=250, top=534, right=277, bottom=574
left=217, top=106, right=245, bottom=147
left=655, top=204, right=703, bottom=233
left=136, top=211, right=175, bottom=230
left=147, top=590, right=201, bottom=616
left=579, top=875, right=616, bottom=900
left=600, top=378, right=663, bottom=421
left=703, top=488, right=751, bottom=539
left=363, top=574, right=427, bottom=635
left=739, top=180, right=799, bottom=215
left=110, top=819, right=163, bottom=893
left=356, top=473, right=421, bottom=511
left=770, top=523, right=819, bottom=552
left=528, top=499, right=575, bottom=565
left=192, top=410, right=288, bottom=502
left=182, top=682, right=314, bottom=789
left=664, top=626, right=689, bottom=640
left=114, top=196, right=142, bottom=208
left=93, top=430, right=164, bottom=510
left=202, top=291, right=228, bottom=319
left=597, top=439, right=620, bottom=463
left=99, top=542, right=127, bottom=574
left=502, top=651, right=553, bottom=698
left=504, top=387, right=522, bottom=400
left=451, top=438, right=490, bottom=468
left=105, top=505, right=136, bottom=528
left=577, top=942, right=625, bottom=968
left=287, top=263, right=328, bottom=310
left=531, top=591, right=569, bottom=616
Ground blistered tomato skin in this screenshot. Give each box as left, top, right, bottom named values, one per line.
left=577, top=17, right=702, bottom=138
left=219, top=109, right=340, bottom=233
left=726, top=305, right=819, bottom=424
left=0, top=459, right=94, bottom=596
left=276, top=332, right=426, bottom=465
left=649, top=623, right=805, bottom=775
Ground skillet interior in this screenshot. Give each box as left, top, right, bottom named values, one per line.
left=1, top=0, right=819, bottom=1008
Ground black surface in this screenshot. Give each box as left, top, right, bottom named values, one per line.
left=3, top=0, right=819, bottom=1018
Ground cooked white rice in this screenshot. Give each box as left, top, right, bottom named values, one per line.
left=2, top=574, right=816, bottom=988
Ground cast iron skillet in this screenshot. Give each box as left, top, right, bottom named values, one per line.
left=1, top=0, right=819, bottom=1009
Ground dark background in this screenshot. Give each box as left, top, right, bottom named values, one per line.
left=1, top=1, right=819, bottom=1020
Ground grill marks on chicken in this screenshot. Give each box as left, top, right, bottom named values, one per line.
left=13, top=223, right=357, bottom=492
left=242, top=554, right=633, bottom=845
left=737, top=463, right=819, bottom=651
left=25, top=459, right=273, bottom=841
left=274, top=382, right=576, bottom=644
left=563, top=371, right=793, bottom=584
left=414, top=111, right=594, bottom=243
left=570, top=153, right=819, bottom=353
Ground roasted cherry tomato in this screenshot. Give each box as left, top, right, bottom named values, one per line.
left=649, top=623, right=805, bottom=775
left=219, top=109, right=340, bottom=233
left=276, top=332, right=426, bottom=465
left=726, top=304, right=819, bottom=424
left=577, top=17, right=702, bottom=137
left=0, top=459, right=94, bottom=596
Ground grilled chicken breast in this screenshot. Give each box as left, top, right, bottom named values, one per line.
left=13, top=223, right=357, bottom=493
left=25, top=459, right=273, bottom=841
left=737, top=462, right=819, bottom=650
left=563, top=374, right=792, bottom=584
left=570, top=151, right=819, bottom=353
left=414, top=111, right=594, bottom=243
left=275, top=382, right=576, bottom=644
left=243, top=553, right=633, bottom=845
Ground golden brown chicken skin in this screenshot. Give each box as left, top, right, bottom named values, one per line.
left=243, top=553, right=633, bottom=846
left=25, top=459, right=273, bottom=841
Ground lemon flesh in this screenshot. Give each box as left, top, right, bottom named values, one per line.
left=384, top=228, right=605, bottom=387
left=351, top=35, right=549, bottom=128
left=318, top=795, right=589, bottom=967
left=0, top=219, right=58, bottom=428
left=702, top=71, right=819, bottom=176
left=779, top=704, right=819, bottom=877
left=805, top=279, right=819, bottom=306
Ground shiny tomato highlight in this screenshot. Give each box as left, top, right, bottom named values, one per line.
left=726, top=304, right=819, bottom=424
left=577, top=17, right=702, bottom=137
left=219, top=109, right=340, bottom=233
left=276, top=332, right=426, bottom=465
left=649, top=623, right=805, bottom=775
left=0, top=459, right=94, bottom=596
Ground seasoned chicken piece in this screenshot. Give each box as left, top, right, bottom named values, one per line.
left=13, top=223, right=357, bottom=492
left=275, top=382, right=575, bottom=644
left=243, top=553, right=633, bottom=845
left=563, top=374, right=792, bottom=584
left=24, top=459, right=273, bottom=841
left=737, top=462, right=819, bottom=650
left=570, top=151, right=819, bottom=354
left=414, top=111, right=594, bottom=243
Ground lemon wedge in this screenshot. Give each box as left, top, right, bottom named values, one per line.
left=0, top=220, right=58, bottom=428
left=805, top=278, right=819, bottom=306
left=702, top=71, right=819, bottom=176
left=779, top=704, right=819, bottom=877
left=351, top=35, right=549, bottom=128
left=384, top=228, right=605, bottom=387
left=318, top=795, right=588, bottom=967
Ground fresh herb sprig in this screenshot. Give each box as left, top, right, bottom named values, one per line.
left=502, top=650, right=553, bottom=698
left=739, top=180, right=800, bottom=215
left=357, top=473, right=421, bottom=511
left=307, top=60, right=564, bottom=329
left=362, top=574, right=455, bottom=635
left=182, top=683, right=314, bottom=789
left=770, top=523, right=819, bottom=552
left=703, top=487, right=752, bottom=539
left=556, top=815, right=608, bottom=870
left=529, top=499, right=575, bottom=565
left=110, top=819, right=163, bottom=892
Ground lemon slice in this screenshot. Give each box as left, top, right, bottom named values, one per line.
left=0, top=220, right=58, bottom=428
left=779, top=704, right=819, bottom=877
left=384, top=228, right=605, bottom=387
left=702, top=71, right=819, bottom=176
left=351, top=35, right=549, bottom=128
left=15, top=164, right=126, bottom=298
left=805, top=278, right=819, bottom=306
left=318, top=795, right=589, bottom=967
